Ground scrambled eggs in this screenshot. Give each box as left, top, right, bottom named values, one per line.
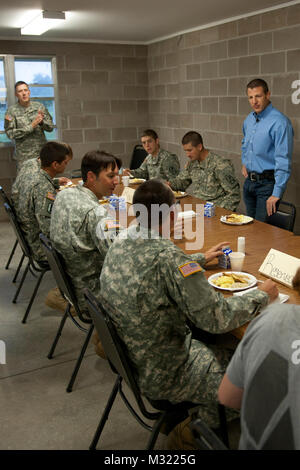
left=225, top=214, right=244, bottom=223
left=212, top=272, right=250, bottom=289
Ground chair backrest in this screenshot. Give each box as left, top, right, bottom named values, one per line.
left=0, top=185, right=12, bottom=206
left=4, top=202, right=32, bottom=258
left=39, top=233, right=90, bottom=323
left=69, top=168, right=82, bottom=178
left=129, top=144, right=148, bottom=170
left=189, top=418, right=228, bottom=450
left=84, top=289, right=160, bottom=419
left=267, top=200, right=296, bottom=232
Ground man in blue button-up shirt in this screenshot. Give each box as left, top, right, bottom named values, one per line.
left=241, top=78, right=294, bottom=222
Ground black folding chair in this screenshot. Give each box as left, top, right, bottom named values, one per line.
left=267, top=200, right=296, bottom=232
left=4, top=202, right=50, bottom=323
left=40, top=233, right=94, bottom=393
left=189, top=417, right=228, bottom=450
left=0, top=185, right=24, bottom=276
left=129, top=144, right=148, bottom=170
left=84, top=290, right=229, bottom=450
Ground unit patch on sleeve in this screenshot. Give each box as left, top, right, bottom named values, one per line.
left=178, top=261, right=203, bottom=278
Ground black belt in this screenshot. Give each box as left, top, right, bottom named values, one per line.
left=248, top=170, right=274, bottom=182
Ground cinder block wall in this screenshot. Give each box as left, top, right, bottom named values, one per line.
left=0, top=41, right=148, bottom=220
left=148, top=4, right=300, bottom=231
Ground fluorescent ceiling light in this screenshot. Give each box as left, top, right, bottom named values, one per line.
left=21, top=11, right=65, bottom=36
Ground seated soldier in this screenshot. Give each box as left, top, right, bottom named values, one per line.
left=123, top=129, right=180, bottom=181
left=11, top=149, right=71, bottom=213
left=50, top=150, right=122, bottom=358
left=13, top=141, right=72, bottom=263
left=99, top=179, right=277, bottom=433
left=168, top=131, right=241, bottom=211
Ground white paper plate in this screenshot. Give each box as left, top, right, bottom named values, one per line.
left=234, top=286, right=289, bottom=305
left=220, top=215, right=253, bottom=225
left=208, top=271, right=257, bottom=292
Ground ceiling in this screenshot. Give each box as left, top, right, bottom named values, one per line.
left=0, top=0, right=296, bottom=44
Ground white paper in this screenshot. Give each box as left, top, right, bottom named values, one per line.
left=177, top=210, right=196, bottom=220
left=233, top=286, right=289, bottom=304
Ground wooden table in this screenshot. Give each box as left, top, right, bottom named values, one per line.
left=75, top=180, right=300, bottom=339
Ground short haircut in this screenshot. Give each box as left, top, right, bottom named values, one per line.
left=81, top=150, right=122, bottom=182
left=40, top=141, right=72, bottom=168
left=246, top=78, right=269, bottom=94
left=181, top=131, right=203, bottom=147
left=133, top=179, right=175, bottom=228
left=141, top=129, right=158, bottom=141
left=15, top=81, right=29, bottom=91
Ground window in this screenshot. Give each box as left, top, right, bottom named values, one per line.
left=0, top=55, right=58, bottom=145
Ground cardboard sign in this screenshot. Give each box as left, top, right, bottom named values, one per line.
left=258, top=248, right=300, bottom=287
left=121, top=187, right=135, bottom=204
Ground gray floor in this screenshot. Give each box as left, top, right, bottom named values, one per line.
left=0, top=220, right=240, bottom=450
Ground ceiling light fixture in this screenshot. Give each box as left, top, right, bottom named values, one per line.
left=21, top=10, right=66, bottom=36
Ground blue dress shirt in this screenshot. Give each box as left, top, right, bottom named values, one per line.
left=241, top=103, right=294, bottom=198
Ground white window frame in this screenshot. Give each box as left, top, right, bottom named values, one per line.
left=0, top=54, right=60, bottom=147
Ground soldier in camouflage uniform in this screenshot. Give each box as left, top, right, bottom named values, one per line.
left=4, top=81, right=54, bottom=171
left=169, top=131, right=240, bottom=211
left=123, top=129, right=180, bottom=181
left=50, top=150, right=122, bottom=311
left=99, top=179, right=278, bottom=428
left=11, top=153, right=71, bottom=213
left=14, top=142, right=72, bottom=263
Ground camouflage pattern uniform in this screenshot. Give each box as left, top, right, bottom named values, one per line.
left=11, top=158, right=60, bottom=213
left=169, top=151, right=240, bottom=211
left=100, top=225, right=269, bottom=426
left=15, top=169, right=57, bottom=262
left=50, top=185, right=110, bottom=311
left=130, top=148, right=180, bottom=180
left=4, top=101, right=54, bottom=169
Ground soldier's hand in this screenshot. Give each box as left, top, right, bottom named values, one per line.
left=123, top=168, right=131, bottom=176
left=204, top=241, right=230, bottom=263
left=258, top=279, right=278, bottom=303
left=32, top=113, right=44, bottom=128
left=59, top=177, right=71, bottom=185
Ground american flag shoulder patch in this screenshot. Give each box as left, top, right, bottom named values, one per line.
left=46, top=192, right=56, bottom=201
left=178, top=261, right=203, bottom=278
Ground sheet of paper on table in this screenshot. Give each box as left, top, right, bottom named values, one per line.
left=177, top=210, right=196, bottom=220
left=121, top=187, right=135, bottom=204
left=234, top=286, right=289, bottom=305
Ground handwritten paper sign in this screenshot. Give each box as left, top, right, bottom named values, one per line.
left=121, top=187, right=135, bottom=204
left=259, top=248, right=300, bottom=287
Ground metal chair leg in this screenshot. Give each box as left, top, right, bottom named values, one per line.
left=48, top=307, right=69, bottom=359
left=66, top=324, right=94, bottom=393
left=218, top=404, right=229, bottom=447
left=13, top=261, right=30, bottom=303
left=5, top=239, right=18, bottom=270
left=146, top=413, right=166, bottom=450
left=89, top=376, right=120, bottom=450
left=22, top=269, right=47, bottom=324
left=12, top=253, right=25, bottom=283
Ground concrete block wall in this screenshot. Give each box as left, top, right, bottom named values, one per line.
left=148, top=3, right=300, bottom=231
left=0, top=41, right=148, bottom=220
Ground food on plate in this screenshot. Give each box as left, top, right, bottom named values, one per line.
left=225, top=213, right=244, bottom=223
left=130, top=178, right=145, bottom=184
left=211, top=272, right=250, bottom=289
left=173, top=191, right=185, bottom=197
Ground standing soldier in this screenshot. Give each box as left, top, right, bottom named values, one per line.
left=4, top=81, right=54, bottom=171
